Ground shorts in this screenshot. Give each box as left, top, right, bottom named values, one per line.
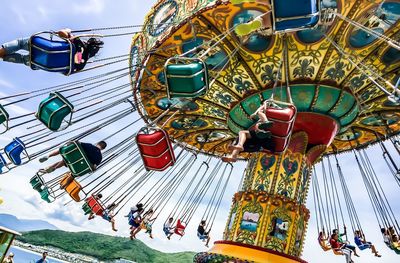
left=102, top=214, right=112, bottom=222
left=358, top=243, right=372, bottom=250
left=198, top=234, right=208, bottom=241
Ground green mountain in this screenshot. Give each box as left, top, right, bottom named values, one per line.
left=17, top=230, right=195, bottom=263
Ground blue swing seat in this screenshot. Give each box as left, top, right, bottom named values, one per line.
left=30, top=32, right=75, bottom=75
left=4, top=137, right=29, bottom=166
left=0, top=153, right=8, bottom=174
left=272, top=0, right=320, bottom=32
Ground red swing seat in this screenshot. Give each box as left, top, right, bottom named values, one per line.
left=264, top=103, right=297, bottom=153
left=136, top=128, right=176, bottom=171
left=86, top=194, right=105, bottom=216
left=174, top=219, right=186, bottom=237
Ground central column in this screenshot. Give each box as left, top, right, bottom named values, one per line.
left=195, top=131, right=327, bottom=263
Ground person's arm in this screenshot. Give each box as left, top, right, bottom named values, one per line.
left=57, top=28, right=72, bottom=39
left=250, top=105, right=263, bottom=118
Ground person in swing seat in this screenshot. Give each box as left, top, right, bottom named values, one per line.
left=222, top=101, right=275, bottom=163
left=332, top=228, right=360, bottom=257
left=39, top=141, right=107, bottom=175
left=318, top=231, right=331, bottom=251
left=0, top=29, right=104, bottom=73
left=197, top=220, right=211, bottom=247
left=131, top=209, right=156, bottom=239
left=87, top=193, right=103, bottom=220
left=232, top=0, right=273, bottom=37
left=129, top=208, right=144, bottom=240
left=163, top=217, right=175, bottom=240
left=101, top=202, right=118, bottom=232
left=330, top=233, right=354, bottom=263
left=354, top=230, right=381, bottom=257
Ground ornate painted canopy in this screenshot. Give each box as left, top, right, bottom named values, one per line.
left=131, top=0, right=400, bottom=158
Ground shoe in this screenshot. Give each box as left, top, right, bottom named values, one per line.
left=375, top=254, right=381, bottom=257
left=232, top=145, right=244, bottom=151
left=222, top=157, right=237, bottom=163
left=258, top=121, right=273, bottom=130
left=45, top=167, right=55, bottom=173
left=235, top=19, right=262, bottom=37
left=39, top=156, right=49, bottom=163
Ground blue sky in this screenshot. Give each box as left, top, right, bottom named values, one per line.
left=0, top=1, right=399, bottom=263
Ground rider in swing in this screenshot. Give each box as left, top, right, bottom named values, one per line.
left=222, top=100, right=275, bottom=162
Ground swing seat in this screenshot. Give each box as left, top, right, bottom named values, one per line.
left=40, top=188, right=53, bottom=203
left=60, top=141, right=94, bottom=177
left=137, top=128, right=176, bottom=171
left=165, top=58, right=208, bottom=99
left=82, top=202, right=92, bottom=215
left=60, top=173, right=84, bottom=202
left=0, top=104, right=9, bottom=134
left=36, top=92, right=74, bottom=131
left=0, top=153, right=8, bottom=174
left=174, top=219, right=186, bottom=237
left=4, top=137, right=29, bottom=165
left=319, top=241, right=331, bottom=251
left=332, top=249, right=343, bottom=256
left=264, top=104, right=297, bottom=153
left=30, top=32, right=75, bottom=75
left=272, top=0, right=320, bottom=32
left=86, top=194, right=105, bottom=216
left=29, top=173, right=45, bottom=192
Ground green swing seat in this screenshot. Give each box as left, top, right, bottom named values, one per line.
left=165, top=57, right=209, bottom=99
left=36, top=92, right=74, bottom=131
left=0, top=104, right=9, bottom=134
left=60, top=141, right=94, bottom=177
left=29, top=173, right=54, bottom=203
left=82, top=202, right=93, bottom=215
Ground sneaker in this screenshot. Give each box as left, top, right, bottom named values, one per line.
left=235, top=19, right=262, bottom=37
left=39, top=156, right=49, bottom=163
left=222, top=157, right=237, bottom=163
left=45, top=167, right=55, bottom=173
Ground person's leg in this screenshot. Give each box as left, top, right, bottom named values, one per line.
left=45, top=160, right=66, bottom=173
left=40, top=149, right=60, bottom=163
left=1, top=38, right=31, bottom=66
left=370, top=244, right=381, bottom=256
left=205, top=236, right=210, bottom=247
left=111, top=218, right=117, bottom=232
left=88, top=213, right=95, bottom=220
left=1, top=37, right=30, bottom=57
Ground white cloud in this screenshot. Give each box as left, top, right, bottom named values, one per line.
left=72, top=0, right=106, bottom=15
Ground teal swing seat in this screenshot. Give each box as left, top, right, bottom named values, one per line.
left=0, top=104, right=9, bottom=134
left=29, top=172, right=55, bottom=203
left=165, top=57, right=209, bottom=99
left=36, top=92, right=74, bottom=131
left=60, top=141, right=94, bottom=177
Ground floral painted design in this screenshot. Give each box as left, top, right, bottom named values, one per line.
left=293, top=59, right=315, bottom=78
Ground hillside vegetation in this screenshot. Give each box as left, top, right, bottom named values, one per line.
left=17, top=230, right=195, bottom=263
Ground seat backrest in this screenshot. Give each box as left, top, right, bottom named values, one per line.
left=65, top=179, right=83, bottom=202
left=4, top=137, right=26, bottom=165
left=137, top=128, right=176, bottom=171
left=30, top=35, right=75, bottom=75
left=87, top=196, right=105, bottom=216
left=37, top=92, right=74, bottom=131
left=60, top=141, right=94, bottom=177
left=0, top=153, right=7, bottom=173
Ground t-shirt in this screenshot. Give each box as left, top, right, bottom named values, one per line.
left=330, top=238, right=341, bottom=249
left=81, top=142, right=102, bottom=166
left=197, top=225, right=206, bottom=235
left=72, top=38, right=88, bottom=72
left=354, top=236, right=363, bottom=246
left=36, top=259, right=48, bottom=263
left=164, top=221, right=173, bottom=229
